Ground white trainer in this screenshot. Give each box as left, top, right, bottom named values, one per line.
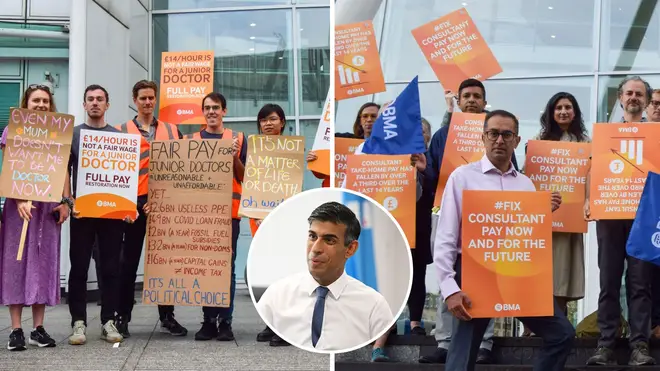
left=68, top=320, right=87, bottom=345
left=101, top=320, right=123, bottom=343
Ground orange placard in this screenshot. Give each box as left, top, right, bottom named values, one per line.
left=345, top=154, right=416, bottom=248
left=524, top=140, right=591, bottom=233
left=158, top=50, right=214, bottom=125
left=434, top=112, right=485, bottom=206
left=335, top=21, right=386, bottom=101
left=590, top=123, right=660, bottom=219
left=335, top=138, right=364, bottom=187
left=411, top=8, right=502, bottom=93
left=462, top=190, right=553, bottom=318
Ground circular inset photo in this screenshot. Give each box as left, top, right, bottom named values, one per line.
left=247, top=188, right=412, bottom=354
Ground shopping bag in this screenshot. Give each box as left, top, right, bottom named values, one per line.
left=626, top=171, right=660, bottom=266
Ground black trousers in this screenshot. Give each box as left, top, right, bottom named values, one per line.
left=202, top=219, right=240, bottom=321
left=407, top=248, right=427, bottom=322
left=68, top=217, right=124, bottom=326
left=596, top=219, right=652, bottom=348
left=117, top=195, right=174, bottom=322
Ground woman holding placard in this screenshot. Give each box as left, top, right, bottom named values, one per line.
left=0, top=84, right=72, bottom=351
left=522, top=92, right=590, bottom=336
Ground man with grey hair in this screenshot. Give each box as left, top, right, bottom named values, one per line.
left=585, top=75, right=655, bottom=366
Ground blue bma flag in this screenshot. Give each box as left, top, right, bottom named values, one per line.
left=362, top=76, right=426, bottom=155
left=626, top=171, right=660, bottom=266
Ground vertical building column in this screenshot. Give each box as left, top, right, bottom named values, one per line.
left=61, top=0, right=87, bottom=293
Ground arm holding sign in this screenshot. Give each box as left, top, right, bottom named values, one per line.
left=233, top=134, right=247, bottom=183
left=52, top=170, right=72, bottom=224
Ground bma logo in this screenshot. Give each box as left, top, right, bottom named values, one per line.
left=177, top=109, right=194, bottom=115
left=652, top=218, right=660, bottom=248
left=494, top=303, right=520, bottom=312
left=96, top=200, right=117, bottom=208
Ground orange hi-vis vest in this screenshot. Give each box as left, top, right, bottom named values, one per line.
left=186, top=129, right=245, bottom=220
left=116, top=118, right=179, bottom=197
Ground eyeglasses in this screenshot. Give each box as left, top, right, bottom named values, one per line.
left=203, top=105, right=222, bottom=112
left=484, top=130, right=516, bottom=142
left=27, top=84, right=51, bottom=93
left=650, top=100, right=660, bottom=108
left=361, top=113, right=378, bottom=120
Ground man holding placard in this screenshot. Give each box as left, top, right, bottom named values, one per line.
left=115, top=80, right=187, bottom=338
left=67, top=85, right=125, bottom=345
left=185, top=92, right=248, bottom=342
left=585, top=76, right=656, bottom=366
left=434, top=110, right=574, bottom=371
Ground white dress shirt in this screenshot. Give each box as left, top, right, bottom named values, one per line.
left=434, top=155, right=536, bottom=301
left=257, top=270, right=393, bottom=351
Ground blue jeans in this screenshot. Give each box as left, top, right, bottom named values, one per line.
left=202, top=219, right=240, bottom=322
left=446, top=254, right=575, bottom=371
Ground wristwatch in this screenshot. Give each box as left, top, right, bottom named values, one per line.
left=60, top=197, right=74, bottom=210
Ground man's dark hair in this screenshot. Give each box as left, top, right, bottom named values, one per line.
left=458, top=78, right=486, bottom=100
left=484, top=109, right=519, bottom=134
left=308, top=201, right=361, bottom=246
left=84, top=84, right=109, bottom=102
left=132, top=80, right=158, bottom=99
left=202, top=92, right=227, bottom=110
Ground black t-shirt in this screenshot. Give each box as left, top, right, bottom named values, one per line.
left=199, top=130, right=248, bottom=181
left=69, top=123, right=121, bottom=197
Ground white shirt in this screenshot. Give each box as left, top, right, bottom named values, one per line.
left=257, top=270, right=393, bottom=351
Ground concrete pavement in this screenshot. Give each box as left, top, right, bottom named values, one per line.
left=0, top=287, right=331, bottom=371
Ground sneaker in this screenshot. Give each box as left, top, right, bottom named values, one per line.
left=629, top=342, right=656, bottom=366
left=68, top=320, right=87, bottom=345
left=410, top=326, right=426, bottom=336
left=115, top=316, right=130, bottom=339
left=216, top=320, right=235, bottom=341
left=418, top=347, right=448, bottom=364
left=476, top=348, right=494, bottom=364
left=194, top=320, right=218, bottom=341
left=371, top=347, right=390, bottom=362
left=29, top=326, right=56, bottom=348
left=101, top=320, right=123, bottom=343
left=160, top=315, right=188, bottom=336
left=586, top=346, right=616, bottom=366
left=257, top=326, right=275, bottom=342
left=7, top=329, right=26, bottom=351
left=269, top=334, right=290, bottom=347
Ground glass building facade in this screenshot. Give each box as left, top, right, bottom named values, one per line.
left=335, top=0, right=660, bottom=322
left=152, top=0, right=330, bottom=282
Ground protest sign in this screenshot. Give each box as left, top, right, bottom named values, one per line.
left=362, top=76, right=426, bottom=155
left=335, top=138, right=364, bottom=187
left=345, top=154, right=416, bottom=248
left=335, top=20, right=386, bottom=100
left=0, top=108, right=74, bottom=202
left=590, top=123, right=660, bottom=219
left=434, top=112, right=485, bottom=206
left=462, top=190, right=553, bottom=318
left=525, top=140, right=591, bottom=233
left=239, top=135, right=305, bottom=219
left=75, top=130, right=141, bottom=219
left=158, top=50, right=214, bottom=125
left=308, top=90, right=331, bottom=176
left=411, top=8, right=502, bottom=93
left=143, top=139, right=234, bottom=307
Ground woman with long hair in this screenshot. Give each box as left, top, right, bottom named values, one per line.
left=522, top=92, right=589, bottom=336
left=0, top=84, right=72, bottom=350
left=353, top=102, right=380, bottom=139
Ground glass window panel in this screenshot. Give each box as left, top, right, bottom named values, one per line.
left=29, top=0, right=70, bottom=17
left=153, top=0, right=290, bottom=10
left=0, top=0, right=23, bottom=17
left=153, top=10, right=294, bottom=118
left=379, top=0, right=596, bottom=82
left=600, top=0, right=660, bottom=71
left=597, top=74, right=660, bottom=123
left=335, top=94, right=374, bottom=136
left=297, top=7, right=330, bottom=116
left=366, top=77, right=593, bottom=166
left=296, top=0, right=327, bottom=4
left=300, top=119, right=324, bottom=190
left=130, top=0, right=149, bottom=68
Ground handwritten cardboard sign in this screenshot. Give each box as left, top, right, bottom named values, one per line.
left=434, top=112, right=485, bottom=206
left=308, top=91, right=331, bottom=176
left=143, top=139, right=234, bottom=307
left=158, top=50, right=214, bottom=125
left=411, top=8, right=502, bottom=93
left=462, top=190, right=553, bottom=318
left=239, top=135, right=305, bottom=219
left=335, top=20, right=386, bottom=100
left=345, top=154, right=416, bottom=248
left=590, top=123, right=660, bottom=219
left=524, top=140, right=591, bottom=233
left=0, top=108, right=74, bottom=202
left=335, top=138, right=364, bottom=187
left=75, top=130, right=141, bottom=219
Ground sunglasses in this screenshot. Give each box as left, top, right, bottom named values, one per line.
left=27, top=84, right=51, bottom=93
